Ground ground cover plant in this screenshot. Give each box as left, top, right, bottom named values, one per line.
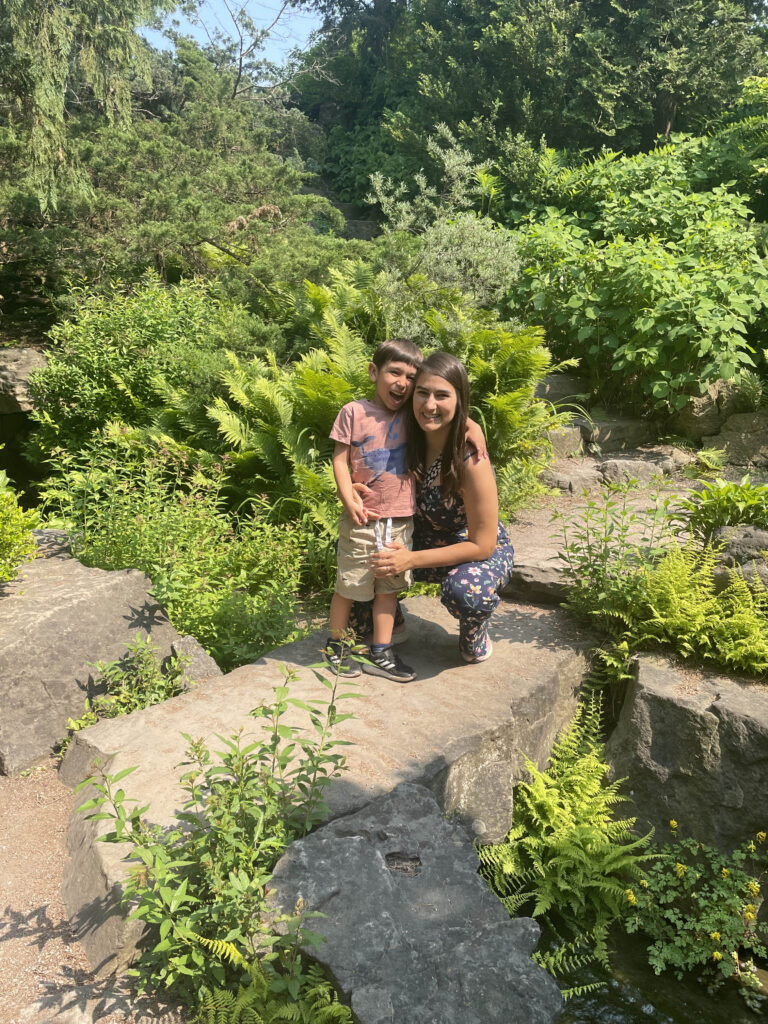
left=679, top=475, right=768, bottom=537
left=556, top=485, right=768, bottom=678
left=0, top=467, right=38, bottom=584
left=626, top=824, right=768, bottom=1010
left=76, top=666, right=357, bottom=1015
left=42, top=444, right=307, bottom=671
left=61, top=636, right=188, bottom=753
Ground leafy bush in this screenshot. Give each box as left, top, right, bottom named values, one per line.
left=557, top=487, right=768, bottom=676
left=28, top=275, right=273, bottom=460
left=0, top=469, right=38, bottom=584
left=512, top=202, right=768, bottom=412
left=62, top=636, right=188, bottom=752
left=626, top=825, right=768, bottom=1003
left=478, top=695, right=654, bottom=944
left=43, top=444, right=306, bottom=670
left=76, top=669, right=357, bottom=1008
left=679, top=475, right=768, bottom=537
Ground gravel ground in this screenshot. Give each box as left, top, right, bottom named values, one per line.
left=0, top=759, right=183, bottom=1024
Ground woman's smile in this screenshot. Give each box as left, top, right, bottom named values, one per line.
left=413, top=372, right=458, bottom=431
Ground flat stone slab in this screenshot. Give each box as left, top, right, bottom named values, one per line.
left=270, top=782, right=563, bottom=1024
left=0, top=536, right=188, bottom=775
left=60, top=596, right=589, bottom=976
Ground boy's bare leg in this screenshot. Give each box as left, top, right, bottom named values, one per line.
left=329, top=593, right=354, bottom=640
left=371, top=592, right=398, bottom=647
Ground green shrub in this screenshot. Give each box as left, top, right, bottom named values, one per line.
left=557, top=487, right=768, bottom=677
left=0, top=469, right=38, bottom=584
left=679, top=475, right=768, bottom=537
left=28, top=275, right=271, bottom=460
left=478, top=695, right=654, bottom=945
left=76, top=668, right=357, bottom=1007
left=626, top=825, right=768, bottom=1004
left=512, top=204, right=768, bottom=412
left=62, top=636, right=188, bottom=753
left=42, top=443, right=306, bottom=671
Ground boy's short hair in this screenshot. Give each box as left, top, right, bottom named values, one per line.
left=371, top=338, right=422, bottom=371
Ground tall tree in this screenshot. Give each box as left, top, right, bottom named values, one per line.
left=0, top=0, right=174, bottom=208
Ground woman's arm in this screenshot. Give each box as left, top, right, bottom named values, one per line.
left=371, top=454, right=499, bottom=576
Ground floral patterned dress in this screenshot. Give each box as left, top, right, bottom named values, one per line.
left=411, top=453, right=515, bottom=660
left=350, top=450, right=515, bottom=661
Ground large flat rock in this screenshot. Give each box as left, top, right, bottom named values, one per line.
left=0, top=534, right=186, bottom=775
left=270, top=783, right=563, bottom=1024
left=60, top=596, right=589, bottom=976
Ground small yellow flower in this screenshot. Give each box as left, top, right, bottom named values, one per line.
left=710, top=932, right=721, bottom=942
left=639, top=879, right=649, bottom=888
left=722, top=868, right=730, bottom=879
left=669, top=819, right=678, bottom=831
left=747, top=881, right=761, bottom=897
left=745, top=911, right=756, bottom=922
left=748, top=842, right=756, bottom=853
left=676, top=862, right=688, bottom=878
left=712, top=950, right=723, bottom=962
left=625, top=889, right=637, bottom=906
left=757, top=831, right=766, bottom=844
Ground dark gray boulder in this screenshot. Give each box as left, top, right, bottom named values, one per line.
left=606, top=654, right=768, bottom=851
left=0, top=531, right=202, bottom=774
left=269, top=783, right=563, bottom=1024
left=712, top=525, right=768, bottom=567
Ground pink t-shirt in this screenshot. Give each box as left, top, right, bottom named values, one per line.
left=330, top=399, right=416, bottom=518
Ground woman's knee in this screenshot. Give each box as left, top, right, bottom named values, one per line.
left=441, top=568, right=499, bottom=618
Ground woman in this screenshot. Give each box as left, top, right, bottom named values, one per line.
left=355, top=351, right=514, bottom=663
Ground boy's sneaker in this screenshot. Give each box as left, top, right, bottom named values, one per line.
left=364, top=645, right=416, bottom=683
left=323, top=638, right=362, bottom=678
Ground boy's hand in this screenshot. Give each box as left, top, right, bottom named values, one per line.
left=350, top=481, right=381, bottom=520
left=465, top=417, right=489, bottom=460
left=344, top=488, right=369, bottom=526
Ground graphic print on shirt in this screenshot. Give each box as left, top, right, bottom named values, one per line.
left=349, top=415, right=406, bottom=482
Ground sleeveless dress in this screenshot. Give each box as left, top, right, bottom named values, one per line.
left=412, top=453, right=515, bottom=660
left=351, top=450, right=515, bottom=661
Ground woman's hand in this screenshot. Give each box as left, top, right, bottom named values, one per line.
left=370, top=542, right=412, bottom=576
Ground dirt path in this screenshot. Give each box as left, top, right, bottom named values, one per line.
left=0, top=760, right=181, bottom=1024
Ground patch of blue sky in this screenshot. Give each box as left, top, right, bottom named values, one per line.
left=140, top=1, right=322, bottom=64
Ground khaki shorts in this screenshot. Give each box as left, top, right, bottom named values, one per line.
left=335, top=515, right=413, bottom=601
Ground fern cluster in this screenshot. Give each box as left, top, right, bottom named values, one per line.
left=478, top=695, right=654, bottom=945
left=194, top=939, right=352, bottom=1024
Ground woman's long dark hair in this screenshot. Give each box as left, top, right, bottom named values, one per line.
left=407, top=351, right=470, bottom=496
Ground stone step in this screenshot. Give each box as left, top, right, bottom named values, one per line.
left=60, top=596, right=590, bottom=984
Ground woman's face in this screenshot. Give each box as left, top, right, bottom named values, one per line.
left=412, top=372, right=458, bottom=433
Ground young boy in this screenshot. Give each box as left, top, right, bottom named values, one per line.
left=325, top=338, right=422, bottom=682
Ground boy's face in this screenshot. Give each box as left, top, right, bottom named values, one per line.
left=369, top=359, right=419, bottom=412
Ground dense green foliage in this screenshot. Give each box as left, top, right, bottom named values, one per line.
left=478, top=696, right=653, bottom=944
left=76, top=668, right=357, bottom=1007
left=296, top=0, right=768, bottom=198
left=42, top=447, right=309, bottom=671
left=558, top=487, right=768, bottom=677
left=626, top=826, right=768, bottom=1000
left=0, top=468, right=38, bottom=583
